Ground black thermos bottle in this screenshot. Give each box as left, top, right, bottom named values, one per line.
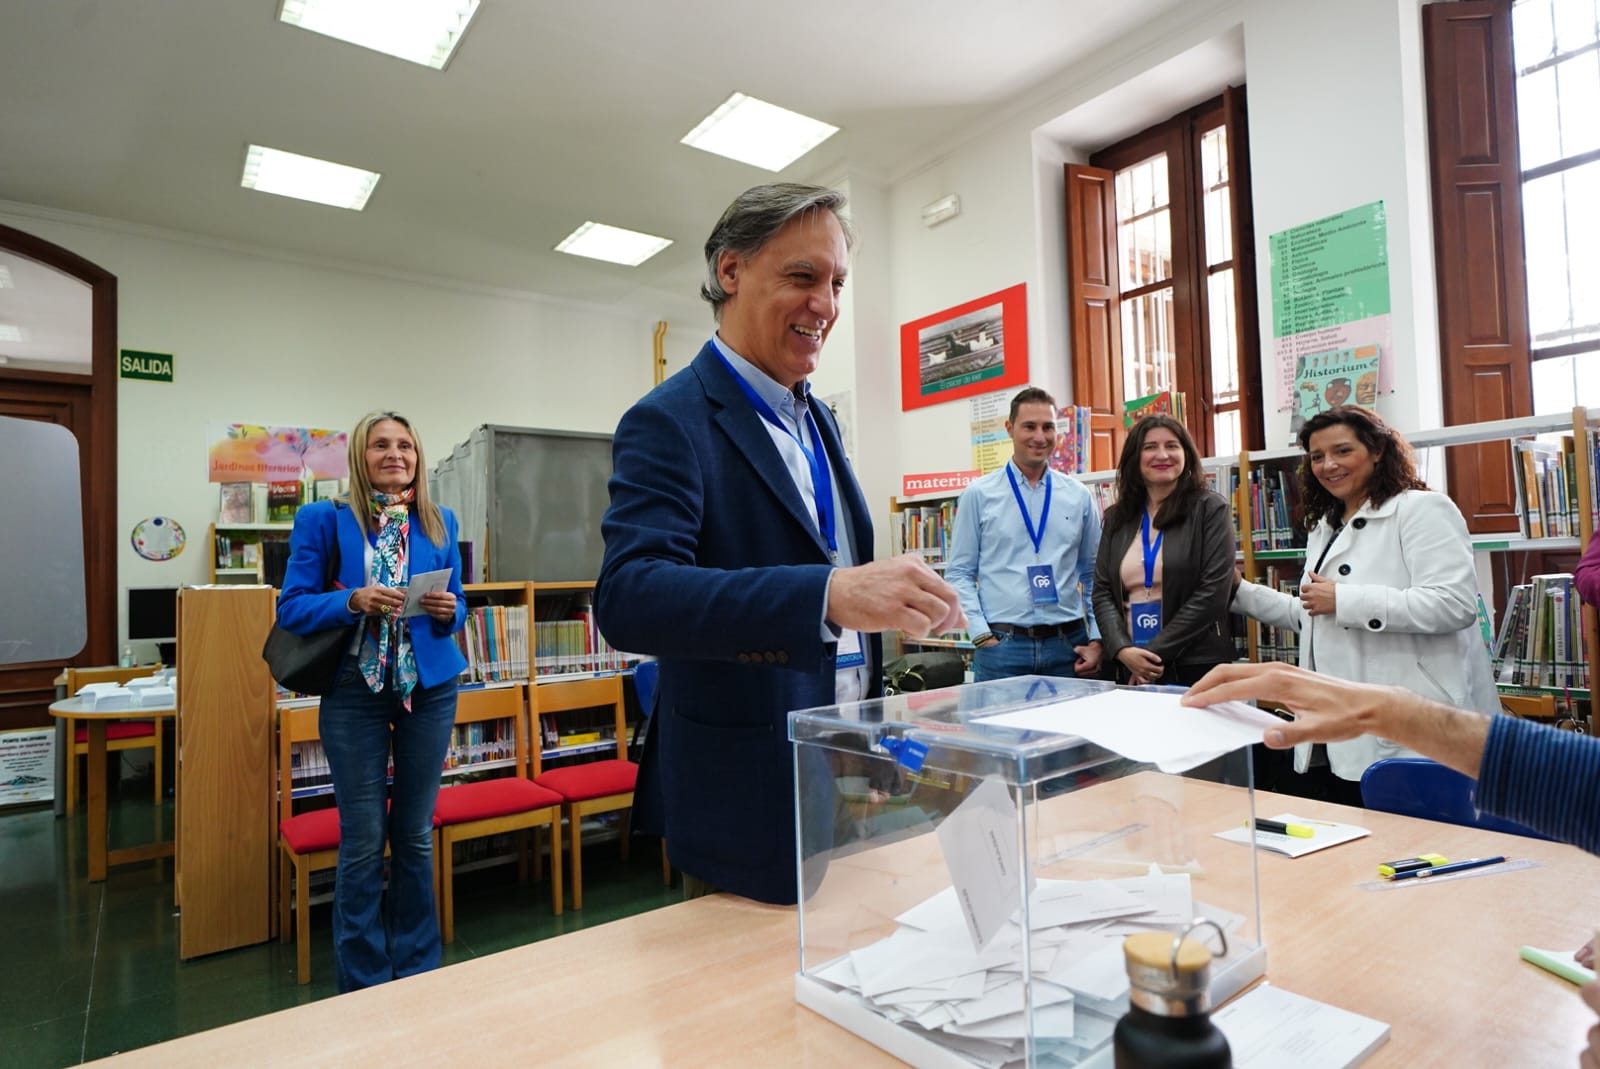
left=1112, top=930, right=1232, bottom=1069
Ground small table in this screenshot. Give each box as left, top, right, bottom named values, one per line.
left=49, top=695, right=177, bottom=881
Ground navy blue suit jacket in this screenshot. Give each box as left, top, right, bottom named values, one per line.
left=275, top=499, right=468, bottom=689
left=595, top=342, right=881, bottom=905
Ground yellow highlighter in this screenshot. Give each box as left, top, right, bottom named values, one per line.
left=1250, top=818, right=1315, bottom=838
left=1378, top=853, right=1448, bottom=878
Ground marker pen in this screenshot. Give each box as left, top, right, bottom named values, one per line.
left=1388, top=855, right=1506, bottom=880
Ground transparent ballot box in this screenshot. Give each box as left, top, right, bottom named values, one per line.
left=789, top=675, right=1264, bottom=1069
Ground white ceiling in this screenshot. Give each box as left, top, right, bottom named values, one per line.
left=0, top=0, right=1208, bottom=331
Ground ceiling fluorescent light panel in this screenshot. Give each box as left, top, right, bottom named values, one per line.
left=241, top=144, right=381, bottom=211
left=681, top=93, right=839, bottom=172
left=278, top=0, right=480, bottom=70
left=554, top=222, right=673, bottom=267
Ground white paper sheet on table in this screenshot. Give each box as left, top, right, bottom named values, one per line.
left=975, top=690, right=1282, bottom=772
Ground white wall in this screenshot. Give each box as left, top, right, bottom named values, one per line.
left=861, top=0, right=1443, bottom=515
left=0, top=203, right=696, bottom=652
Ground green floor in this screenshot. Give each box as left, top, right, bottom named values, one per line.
left=0, top=771, right=681, bottom=1068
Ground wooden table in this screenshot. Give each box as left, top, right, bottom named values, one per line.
left=49, top=695, right=176, bottom=882
left=80, top=786, right=1600, bottom=1067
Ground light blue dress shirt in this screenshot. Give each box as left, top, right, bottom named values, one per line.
left=944, top=459, right=1102, bottom=642
left=710, top=335, right=868, bottom=700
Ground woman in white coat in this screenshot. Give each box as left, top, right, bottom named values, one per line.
left=1232, top=406, right=1499, bottom=805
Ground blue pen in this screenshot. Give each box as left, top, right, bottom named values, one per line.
left=1388, top=855, right=1506, bottom=880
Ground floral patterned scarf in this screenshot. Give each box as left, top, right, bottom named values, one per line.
left=359, top=488, right=419, bottom=709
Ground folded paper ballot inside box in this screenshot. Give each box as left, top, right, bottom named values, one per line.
left=789, top=675, right=1267, bottom=1069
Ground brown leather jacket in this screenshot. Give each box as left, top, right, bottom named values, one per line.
left=1091, top=489, right=1237, bottom=672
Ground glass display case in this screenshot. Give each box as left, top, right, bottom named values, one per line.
left=789, top=675, right=1265, bottom=1069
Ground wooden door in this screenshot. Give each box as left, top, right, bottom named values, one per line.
left=0, top=224, right=119, bottom=729
left=0, top=377, right=95, bottom=729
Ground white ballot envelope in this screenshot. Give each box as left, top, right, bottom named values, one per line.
left=400, top=569, right=453, bottom=617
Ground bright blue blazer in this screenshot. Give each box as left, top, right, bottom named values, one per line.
left=595, top=343, right=881, bottom=905
left=275, top=499, right=468, bottom=689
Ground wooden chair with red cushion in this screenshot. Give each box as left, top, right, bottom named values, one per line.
left=530, top=674, right=636, bottom=910
left=276, top=703, right=341, bottom=986
left=433, top=686, right=563, bottom=943
left=63, top=665, right=164, bottom=816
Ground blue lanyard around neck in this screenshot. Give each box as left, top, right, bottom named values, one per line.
left=1005, top=464, right=1051, bottom=555
left=1140, top=511, right=1164, bottom=589
left=712, top=348, right=836, bottom=558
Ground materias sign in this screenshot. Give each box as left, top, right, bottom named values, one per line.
left=120, top=349, right=174, bottom=383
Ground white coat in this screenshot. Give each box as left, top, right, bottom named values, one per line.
left=1233, top=489, right=1500, bottom=781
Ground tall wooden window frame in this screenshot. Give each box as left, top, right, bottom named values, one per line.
left=1067, top=89, right=1262, bottom=466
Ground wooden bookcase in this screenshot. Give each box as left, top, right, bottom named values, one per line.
left=207, top=522, right=291, bottom=584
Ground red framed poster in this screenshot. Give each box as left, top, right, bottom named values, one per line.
left=899, top=283, right=1028, bottom=411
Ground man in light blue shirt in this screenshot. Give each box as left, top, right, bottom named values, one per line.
left=946, top=387, right=1103, bottom=681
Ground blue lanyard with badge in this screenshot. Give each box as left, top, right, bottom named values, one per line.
left=1131, top=512, right=1164, bottom=645
left=714, top=347, right=863, bottom=669
left=1006, top=465, right=1059, bottom=605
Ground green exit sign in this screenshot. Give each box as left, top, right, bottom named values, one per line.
left=119, top=349, right=174, bottom=383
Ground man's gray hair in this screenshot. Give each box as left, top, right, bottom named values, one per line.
left=701, top=183, right=854, bottom=320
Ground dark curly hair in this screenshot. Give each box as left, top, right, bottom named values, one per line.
left=1296, top=406, right=1427, bottom=530
left=1104, top=414, right=1210, bottom=531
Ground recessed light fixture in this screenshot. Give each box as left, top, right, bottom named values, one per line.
left=278, top=0, right=480, bottom=70
left=681, top=92, right=839, bottom=172
left=241, top=144, right=381, bottom=211
left=0, top=324, right=26, bottom=343
left=554, top=222, right=673, bottom=267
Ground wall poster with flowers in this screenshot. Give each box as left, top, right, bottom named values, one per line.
left=206, top=424, right=349, bottom=483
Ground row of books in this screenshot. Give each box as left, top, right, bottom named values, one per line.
left=894, top=499, right=959, bottom=559
left=537, top=716, right=632, bottom=753
left=218, top=479, right=348, bottom=525
left=1512, top=434, right=1600, bottom=540
left=288, top=721, right=516, bottom=790
left=456, top=605, right=530, bottom=682
left=1245, top=462, right=1307, bottom=552
left=214, top=531, right=290, bottom=571
left=443, top=719, right=516, bottom=769
left=1251, top=568, right=1302, bottom=664
left=534, top=618, right=635, bottom=676
left=1048, top=405, right=1096, bottom=475
left=1492, top=573, right=1591, bottom=691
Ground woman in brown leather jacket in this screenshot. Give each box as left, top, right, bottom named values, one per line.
left=1092, top=415, right=1237, bottom=687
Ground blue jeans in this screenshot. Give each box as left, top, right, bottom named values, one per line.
left=318, top=661, right=457, bottom=993
left=972, top=623, right=1089, bottom=682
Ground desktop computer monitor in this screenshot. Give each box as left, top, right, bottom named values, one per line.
left=127, top=587, right=179, bottom=666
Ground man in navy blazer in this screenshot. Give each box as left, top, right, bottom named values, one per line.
left=596, top=184, right=963, bottom=905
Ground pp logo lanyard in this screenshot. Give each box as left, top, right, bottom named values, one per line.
left=1006, top=465, right=1059, bottom=605
left=1131, top=511, right=1163, bottom=645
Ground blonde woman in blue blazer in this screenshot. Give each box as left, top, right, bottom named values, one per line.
left=276, top=411, right=467, bottom=993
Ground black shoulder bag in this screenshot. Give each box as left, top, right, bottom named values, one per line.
left=261, top=518, right=356, bottom=695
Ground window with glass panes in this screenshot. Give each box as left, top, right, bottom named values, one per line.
left=1513, top=0, right=1600, bottom=412
left=1095, top=96, right=1256, bottom=458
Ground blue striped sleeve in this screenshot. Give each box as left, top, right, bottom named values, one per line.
left=1475, top=715, right=1600, bottom=857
